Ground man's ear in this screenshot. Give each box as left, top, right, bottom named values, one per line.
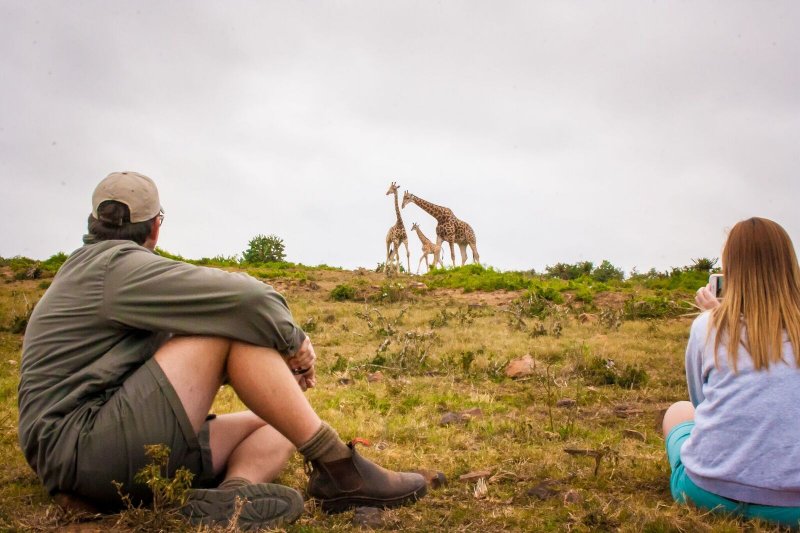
left=144, top=218, right=160, bottom=250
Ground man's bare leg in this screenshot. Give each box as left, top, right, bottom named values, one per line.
left=207, top=411, right=294, bottom=482
left=155, top=336, right=319, bottom=483
left=155, top=335, right=426, bottom=515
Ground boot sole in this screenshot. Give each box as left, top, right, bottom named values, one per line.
left=182, top=483, right=304, bottom=531
left=318, top=483, right=427, bottom=514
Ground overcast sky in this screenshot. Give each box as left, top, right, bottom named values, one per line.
left=1, top=1, right=798, bottom=275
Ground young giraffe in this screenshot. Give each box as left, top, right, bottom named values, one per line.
left=410, top=222, right=444, bottom=274
left=385, top=181, right=410, bottom=273
left=402, top=191, right=479, bottom=267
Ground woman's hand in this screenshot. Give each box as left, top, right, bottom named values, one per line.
left=695, top=282, right=721, bottom=311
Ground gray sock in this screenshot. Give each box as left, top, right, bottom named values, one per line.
left=297, top=422, right=352, bottom=463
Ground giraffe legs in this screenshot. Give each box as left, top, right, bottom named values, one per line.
left=417, top=254, right=427, bottom=275
left=403, top=240, right=411, bottom=274
left=432, top=246, right=443, bottom=270
left=448, top=242, right=456, bottom=268
left=458, top=243, right=468, bottom=266
left=386, top=240, right=401, bottom=274
left=469, top=242, right=480, bottom=264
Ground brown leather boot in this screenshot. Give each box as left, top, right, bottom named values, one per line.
left=306, top=442, right=427, bottom=513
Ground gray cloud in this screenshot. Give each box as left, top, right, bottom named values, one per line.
left=1, top=1, right=798, bottom=274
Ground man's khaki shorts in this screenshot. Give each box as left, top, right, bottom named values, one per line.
left=74, top=358, right=215, bottom=508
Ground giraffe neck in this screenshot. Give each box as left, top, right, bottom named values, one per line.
left=414, top=226, right=431, bottom=244
left=393, top=189, right=403, bottom=225
left=411, top=195, right=449, bottom=221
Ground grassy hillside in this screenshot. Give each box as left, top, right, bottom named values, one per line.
left=0, top=259, right=783, bottom=532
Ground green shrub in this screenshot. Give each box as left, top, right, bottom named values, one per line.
left=623, top=295, right=687, bottom=319
left=576, top=356, right=649, bottom=389
left=591, top=260, right=624, bottom=282
left=572, top=285, right=594, bottom=304
left=545, top=261, right=593, bottom=280
left=373, top=281, right=411, bottom=303
left=41, top=252, right=68, bottom=273
left=243, top=234, right=286, bottom=263
left=330, top=284, right=357, bottom=301
left=155, top=248, right=187, bottom=261
left=424, top=264, right=534, bottom=292
left=690, top=257, right=718, bottom=272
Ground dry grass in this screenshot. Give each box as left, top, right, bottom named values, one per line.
left=0, top=268, right=792, bottom=532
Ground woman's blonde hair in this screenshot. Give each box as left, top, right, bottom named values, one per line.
left=712, top=217, right=800, bottom=371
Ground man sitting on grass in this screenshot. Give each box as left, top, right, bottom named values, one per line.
left=18, top=171, right=426, bottom=529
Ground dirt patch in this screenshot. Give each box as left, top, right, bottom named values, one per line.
left=432, top=288, right=523, bottom=307
left=592, top=291, right=629, bottom=310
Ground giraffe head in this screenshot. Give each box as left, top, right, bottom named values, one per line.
left=386, top=181, right=399, bottom=196
left=401, top=190, right=413, bottom=208
left=411, top=222, right=419, bottom=231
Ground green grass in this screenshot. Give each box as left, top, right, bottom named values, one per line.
left=0, top=263, right=787, bottom=532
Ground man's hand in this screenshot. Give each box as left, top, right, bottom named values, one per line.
left=695, top=282, right=721, bottom=311
left=286, top=337, right=317, bottom=390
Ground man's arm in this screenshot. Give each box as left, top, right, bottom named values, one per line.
left=103, top=246, right=305, bottom=357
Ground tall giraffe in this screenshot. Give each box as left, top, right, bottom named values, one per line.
left=385, top=182, right=410, bottom=273
left=410, top=222, right=443, bottom=274
left=402, top=191, right=479, bottom=267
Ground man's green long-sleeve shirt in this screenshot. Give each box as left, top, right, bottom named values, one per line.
left=18, top=239, right=306, bottom=494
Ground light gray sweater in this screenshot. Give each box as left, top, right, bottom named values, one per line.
left=682, top=311, right=800, bottom=506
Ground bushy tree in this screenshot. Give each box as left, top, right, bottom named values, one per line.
left=243, top=234, right=286, bottom=263
left=591, top=260, right=624, bottom=282
left=545, top=261, right=593, bottom=280
left=690, top=257, right=718, bottom=272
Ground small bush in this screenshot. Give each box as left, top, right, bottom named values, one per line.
left=591, top=260, right=624, bottom=282
left=41, top=252, right=68, bottom=273
left=242, top=234, right=286, bottom=263
left=114, top=444, right=193, bottom=531
left=373, top=281, right=411, bottom=303
left=545, top=261, right=593, bottom=280
left=331, top=284, right=357, bottom=301
left=154, top=247, right=186, bottom=262
left=577, top=356, right=649, bottom=389
left=623, top=295, right=687, bottom=320
left=690, top=257, right=718, bottom=272
left=424, top=264, right=533, bottom=292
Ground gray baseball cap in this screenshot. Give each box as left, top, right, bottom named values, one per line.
left=92, top=171, right=162, bottom=223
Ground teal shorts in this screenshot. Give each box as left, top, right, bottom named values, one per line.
left=667, top=421, right=800, bottom=528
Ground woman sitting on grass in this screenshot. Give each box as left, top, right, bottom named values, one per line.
left=662, top=217, right=800, bottom=527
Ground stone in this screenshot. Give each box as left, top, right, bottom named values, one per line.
left=556, top=398, right=576, bottom=408
left=505, top=354, right=535, bottom=379
left=622, top=429, right=646, bottom=442
left=440, top=412, right=463, bottom=426
left=526, top=480, right=560, bottom=500
left=352, top=506, right=386, bottom=528
left=414, top=469, right=448, bottom=489
left=563, top=489, right=583, bottom=505
left=367, top=371, right=384, bottom=383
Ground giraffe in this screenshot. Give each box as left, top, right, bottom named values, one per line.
left=401, top=191, right=480, bottom=267
left=410, top=222, right=443, bottom=274
left=385, top=181, right=410, bottom=273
